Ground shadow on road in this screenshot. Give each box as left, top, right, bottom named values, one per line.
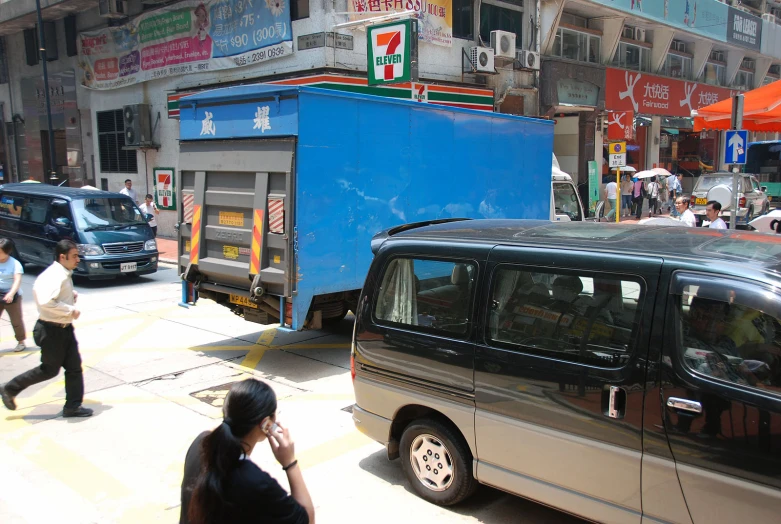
left=358, top=449, right=586, bottom=523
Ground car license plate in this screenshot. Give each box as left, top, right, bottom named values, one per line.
left=229, top=294, right=258, bottom=309
left=695, top=198, right=708, bottom=205
left=120, top=262, right=137, bottom=272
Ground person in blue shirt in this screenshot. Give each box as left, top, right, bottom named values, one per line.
left=0, top=238, right=26, bottom=352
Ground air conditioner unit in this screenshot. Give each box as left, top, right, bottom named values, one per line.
left=743, top=58, right=755, bottom=69
left=676, top=41, right=686, bottom=52
left=123, top=104, right=152, bottom=147
left=762, top=13, right=777, bottom=23
left=634, top=28, right=646, bottom=42
left=622, top=26, right=635, bottom=39
left=469, top=46, right=494, bottom=73
left=515, top=49, right=540, bottom=70
left=490, top=30, right=516, bottom=60
left=99, top=0, right=126, bottom=18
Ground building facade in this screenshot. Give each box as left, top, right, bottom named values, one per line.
left=540, top=0, right=781, bottom=200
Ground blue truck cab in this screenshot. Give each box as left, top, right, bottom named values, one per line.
left=176, top=85, right=555, bottom=330
left=0, top=184, right=158, bottom=278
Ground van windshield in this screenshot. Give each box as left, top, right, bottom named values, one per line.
left=72, top=198, right=147, bottom=231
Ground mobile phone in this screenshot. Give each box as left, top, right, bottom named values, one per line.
left=262, top=420, right=279, bottom=435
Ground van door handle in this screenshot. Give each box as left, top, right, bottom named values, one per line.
left=666, top=397, right=703, bottom=414
left=607, top=386, right=626, bottom=419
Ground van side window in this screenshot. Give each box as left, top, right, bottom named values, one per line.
left=678, top=286, right=781, bottom=396
left=488, top=267, right=644, bottom=367
left=0, top=195, right=24, bottom=218
left=21, top=197, right=50, bottom=224
left=374, top=257, right=475, bottom=336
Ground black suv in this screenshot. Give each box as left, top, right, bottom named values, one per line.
left=352, top=219, right=781, bottom=523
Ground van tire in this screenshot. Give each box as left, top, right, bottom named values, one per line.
left=399, top=418, right=477, bottom=506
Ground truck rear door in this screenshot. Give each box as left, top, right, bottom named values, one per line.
left=178, top=139, right=296, bottom=314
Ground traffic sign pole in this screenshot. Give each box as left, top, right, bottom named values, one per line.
left=616, top=167, right=620, bottom=223
left=730, top=95, right=744, bottom=230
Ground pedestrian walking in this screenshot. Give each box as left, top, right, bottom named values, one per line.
left=676, top=197, right=696, bottom=227
left=180, top=379, right=314, bottom=524
left=706, top=200, right=728, bottom=229
left=604, top=178, right=618, bottom=221
left=621, top=175, right=633, bottom=217
left=0, top=239, right=26, bottom=352
left=647, top=177, right=661, bottom=217
left=1, top=240, right=92, bottom=418
left=120, top=179, right=138, bottom=204
left=667, top=172, right=678, bottom=213
left=668, top=174, right=683, bottom=216
left=138, top=194, right=160, bottom=237
left=632, top=177, right=646, bottom=219
left=658, top=173, right=668, bottom=208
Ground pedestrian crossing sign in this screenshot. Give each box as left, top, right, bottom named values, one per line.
left=610, top=142, right=626, bottom=155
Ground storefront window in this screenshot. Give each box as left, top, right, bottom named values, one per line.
left=612, top=42, right=650, bottom=72
left=479, top=1, right=523, bottom=47
left=659, top=129, right=718, bottom=177
left=552, top=27, right=600, bottom=63
left=702, top=62, right=726, bottom=86
left=453, top=0, right=473, bottom=39
left=733, top=70, right=754, bottom=90
left=663, top=54, right=692, bottom=80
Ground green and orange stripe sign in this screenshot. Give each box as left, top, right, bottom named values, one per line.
left=168, top=74, right=494, bottom=118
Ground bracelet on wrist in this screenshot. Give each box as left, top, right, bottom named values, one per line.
left=282, top=459, right=298, bottom=471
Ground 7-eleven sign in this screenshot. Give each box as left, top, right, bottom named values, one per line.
left=367, top=19, right=418, bottom=86
left=154, top=167, right=177, bottom=211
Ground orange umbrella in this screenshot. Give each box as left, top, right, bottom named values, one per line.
left=693, top=79, right=781, bottom=132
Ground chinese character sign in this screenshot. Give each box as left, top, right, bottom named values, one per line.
left=77, top=0, right=293, bottom=90
left=607, top=111, right=633, bottom=141
left=349, top=0, right=452, bottom=47
left=154, top=168, right=177, bottom=210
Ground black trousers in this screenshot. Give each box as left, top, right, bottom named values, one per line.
left=5, top=320, right=83, bottom=409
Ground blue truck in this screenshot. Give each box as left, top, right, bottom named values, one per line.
left=176, top=85, right=556, bottom=330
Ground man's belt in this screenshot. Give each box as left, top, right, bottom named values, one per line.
left=38, top=320, right=71, bottom=329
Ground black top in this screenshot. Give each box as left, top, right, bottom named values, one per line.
left=180, top=431, right=309, bottom=524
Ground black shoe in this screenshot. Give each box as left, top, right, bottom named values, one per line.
left=63, top=406, right=93, bottom=418
left=2, top=385, right=17, bottom=411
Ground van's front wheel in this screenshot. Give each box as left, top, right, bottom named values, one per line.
left=400, top=419, right=477, bottom=506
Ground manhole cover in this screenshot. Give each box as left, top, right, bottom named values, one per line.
left=341, top=405, right=354, bottom=413
left=190, top=380, right=240, bottom=408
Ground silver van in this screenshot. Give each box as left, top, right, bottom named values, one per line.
left=352, top=219, right=781, bottom=523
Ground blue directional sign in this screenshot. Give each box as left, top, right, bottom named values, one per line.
left=725, top=130, right=748, bottom=165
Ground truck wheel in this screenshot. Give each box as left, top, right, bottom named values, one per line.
left=400, top=419, right=477, bottom=506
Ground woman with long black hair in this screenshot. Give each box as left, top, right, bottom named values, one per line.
left=180, top=379, right=314, bottom=524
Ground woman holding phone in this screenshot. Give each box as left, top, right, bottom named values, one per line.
left=180, top=379, right=314, bottom=524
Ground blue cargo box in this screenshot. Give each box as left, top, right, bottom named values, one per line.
left=177, top=85, right=553, bottom=329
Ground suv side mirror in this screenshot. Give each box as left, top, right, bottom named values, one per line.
left=761, top=186, right=768, bottom=193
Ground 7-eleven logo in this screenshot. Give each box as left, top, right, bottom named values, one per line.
left=371, top=23, right=407, bottom=82
left=156, top=170, right=173, bottom=208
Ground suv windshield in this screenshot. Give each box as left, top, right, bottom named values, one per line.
left=553, top=182, right=582, bottom=221
left=72, top=198, right=147, bottom=231
left=694, top=175, right=733, bottom=192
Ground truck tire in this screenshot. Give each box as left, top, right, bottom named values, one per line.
left=399, top=418, right=478, bottom=506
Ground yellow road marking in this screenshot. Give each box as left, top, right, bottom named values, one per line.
left=240, top=328, right=277, bottom=369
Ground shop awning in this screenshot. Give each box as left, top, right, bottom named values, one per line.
left=693, top=79, right=781, bottom=132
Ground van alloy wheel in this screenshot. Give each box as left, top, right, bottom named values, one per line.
left=409, top=434, right=455, bottom=492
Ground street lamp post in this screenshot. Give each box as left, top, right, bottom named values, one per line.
left=34, top=0, right=58, bottom=184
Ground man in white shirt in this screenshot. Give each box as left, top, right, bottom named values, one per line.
left=2, top=240, right=92, bottom=418
left=120, top=178, right=138, bottom=204
left=706, top=200, right=728, bottom=229
left=675, top=197, right=697, bottom=227
left=138, top=193, right=160, bottom=237
left=604, top=179, right=618, bottom=221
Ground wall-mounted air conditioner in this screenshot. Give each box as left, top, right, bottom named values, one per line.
left=762, top=13, right=777, bottom=24
left=99, top=0, right=126, bottom=18
left=676, top=41, right=687, bottom=52
left=490, top=30, right=516, bottom=60
left=622, top=26, right=635, bottom=39
left=634, top=28, right=646, bottom=42
left=515, top=50, right=540, bottom=70
left=470, top=46, right=495, bottom=73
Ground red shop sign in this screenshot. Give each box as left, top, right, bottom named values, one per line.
left=606, top=68, right=734, bottom=118
left=607, top=111, right=634, bottom=141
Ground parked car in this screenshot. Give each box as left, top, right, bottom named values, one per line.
left=352, top=218, right=781, bottom=523
left=689, top=172, right=769, bottom=227
left=0, top=184, right=158, bottom=279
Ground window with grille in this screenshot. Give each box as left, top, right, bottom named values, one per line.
left=97, top=109, right=137, bottom=174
